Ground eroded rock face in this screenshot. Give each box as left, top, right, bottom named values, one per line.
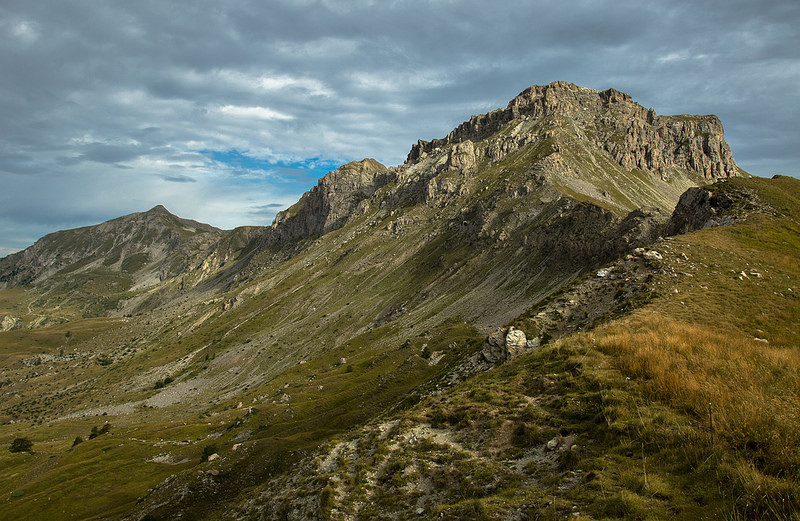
left=270, top=158, right=390, bottom=242
left=407, top=81, right=739, bottom=182
left=481, top=326, right=530, bottom=363
left=481, top=328, right=508, bottom=363
left=504, top=327, right=528, bottom=359
left=446, top=140, right=478, bottom=172
left=1, top=315, right=22, bottom=331
left=666, top=187, right=721, bottom=235
left=665, top=185, right=751, bottom=236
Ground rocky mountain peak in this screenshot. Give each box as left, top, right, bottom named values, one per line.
left=406, top=81, right=740, bottom=186
left=269, top=158, right=390, bottom=242
left=144, top=204, right=171, bottom=216
left=260, top=82, right=745, bottom=258
left=0, top=205, right=225, bottom=290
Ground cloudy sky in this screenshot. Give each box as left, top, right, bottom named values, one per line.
left=2, top=0, right=798, bottom=255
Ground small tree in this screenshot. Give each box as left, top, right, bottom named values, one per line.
left=9, top=437, right=33, bottom=453
left=88, top=423, right=110, bottom=439
left=72, top=436, right=84, bottom=447
left=201, top=443, right=218, bottom=461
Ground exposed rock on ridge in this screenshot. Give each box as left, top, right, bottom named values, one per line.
left=269, top=158, right=390, bottom=243
left=407, top=81, right=739, bottom=183
left=666, top=175, right=789, bottom=236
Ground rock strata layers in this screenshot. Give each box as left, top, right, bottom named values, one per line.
left=269, top=159, right=390, bottom=243
left=407, top=81, right=739, bottom=183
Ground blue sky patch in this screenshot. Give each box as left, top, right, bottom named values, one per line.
left=200, top=149, right=343, bottom=187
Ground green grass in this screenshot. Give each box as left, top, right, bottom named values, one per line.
left=223, top=175, right=800, bottom=520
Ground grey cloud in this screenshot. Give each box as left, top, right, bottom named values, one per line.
left=77, top=143, right=146, bottom=164
left=247, top=203, right=289, bottom=221
left=161, top=175, right=197, bottom=183
left=1, top=0, right=799, bottom=254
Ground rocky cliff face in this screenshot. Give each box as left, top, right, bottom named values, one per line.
left=407, top=81, right=739, bottom=183
left=269, top=159, right=390, bottom=243
left=258, top=82, right=743, bottom=256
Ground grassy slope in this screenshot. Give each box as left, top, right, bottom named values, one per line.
left=251, top=175, right=800, bottom=520
left=480, top=175, right=799, bottom=519
left=0, top=145, right=759, bottom=520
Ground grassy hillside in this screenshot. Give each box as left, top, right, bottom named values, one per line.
left=221, top=175, right=800, bottom=520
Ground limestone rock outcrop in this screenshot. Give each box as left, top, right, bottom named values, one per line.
left=270, top=159, right=390, bottom=243
left=1, top=314, right=22, bottom=331
left=407, top=81, right=739, bottom=183
left=482, top=326, right=531, bottom=363
left=665, top=187, right=738, bottom=235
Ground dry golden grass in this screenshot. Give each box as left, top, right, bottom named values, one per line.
left=597, top=312, right=800, bottom=476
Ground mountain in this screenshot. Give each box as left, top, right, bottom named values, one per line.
left=2, top=83, right=797, bottom=521
left=1, top=83, right=742, bottom=327
left=0, top=205, right=220, bottom=287
left=0, top=205, right=263, bottom=326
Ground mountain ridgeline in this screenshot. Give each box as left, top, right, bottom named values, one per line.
left=0, top=81, right=741, bottom=324
left=5, top=82, right=799, bottom=521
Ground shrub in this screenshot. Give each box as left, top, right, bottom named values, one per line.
left=72, top=436, right=84, bottom=447
left=88, top=423, right=111, bottom=439
left=421, top=344, right=431, bottom=359
left=9, top=437, right=33, bottom=453
left=154, top=376, right=174, bottom=389
left=201, top=443, right=218, bottom=461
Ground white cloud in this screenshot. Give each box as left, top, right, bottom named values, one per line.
left=656, top=50, right=714, bottom=64
left=11, top=20, right=39, bottom=43
left=352, top=70, right=451, bottom=93
left=216, top=105, right=294, bottom=121
left=257, top=75, right=332, bottom=97
left=656, top=51, right=690, bottom=64
left=0, top=245, right=21, bottom=257
left=274, top=37, right=359, bottom=59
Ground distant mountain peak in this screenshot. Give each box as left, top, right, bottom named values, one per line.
left=146, top=204, right=170, bottom=214
left=0, top=205, right=226, bottom=290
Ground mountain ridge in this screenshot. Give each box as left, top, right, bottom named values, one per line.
left=0, top=81, right=743, bottom=299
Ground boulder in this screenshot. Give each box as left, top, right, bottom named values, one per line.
left=481, top=327, right=507, bottom=363
left=505, top=327, right=528, bottom=358
left=666, top=188, right=714, bottom=235
left=643, top=250, right=663, bottom=261
left=482, top=326, right=531, bottom=363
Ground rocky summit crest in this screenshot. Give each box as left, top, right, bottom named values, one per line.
left=409, top=81, right=738, bottom=182
left=254, top=81, right=743, bottom=256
